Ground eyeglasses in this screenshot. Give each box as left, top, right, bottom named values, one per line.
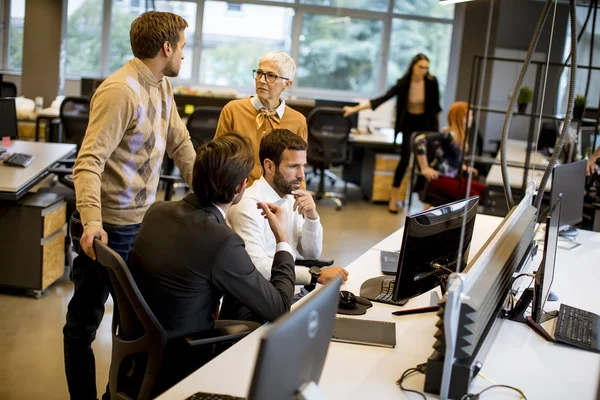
left=253, top=69, right=289, bottom=83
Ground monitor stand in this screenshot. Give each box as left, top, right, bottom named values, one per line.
left=507, top=288, right=558, bottom=323
left=298, top=382, right=326, bottom=400
left=559, top=225, right=578, bottom=238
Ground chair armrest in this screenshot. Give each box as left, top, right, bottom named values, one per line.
left=295, top=259, right=334, bottom=267
left=49, top=167, right=73, bottom=176
left=159, top=174, right=185, bottom=183
left=184, top=320, right=261, bottom=347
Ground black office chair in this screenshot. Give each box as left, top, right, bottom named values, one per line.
left=60, top=96, right=90, bottom=146
left=0, top=81, right=17, bottom=98
left=306, top=107, right=352, bottom=210
left=407, top=131, right=455, bottom=210
left=186, top=106, right=222, bottom=149
left=93, top=239, right=260, bottom=399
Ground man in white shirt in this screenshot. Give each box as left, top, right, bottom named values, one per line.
left=228, top=129, right=348, bottom=287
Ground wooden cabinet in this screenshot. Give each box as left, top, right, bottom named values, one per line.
left=0, top=192, right=66, bottom=296
left=371, top=154, right=400, bottom=202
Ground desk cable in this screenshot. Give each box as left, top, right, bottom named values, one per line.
left=396, top=363, right=427, bottom=400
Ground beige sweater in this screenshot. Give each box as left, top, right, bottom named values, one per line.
left=73, top=58, right=195, bottom=226
left=215, top=97, right=307, bottom=186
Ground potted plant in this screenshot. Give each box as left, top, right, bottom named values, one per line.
left=517, top=86, right=533, bottom=114
left=574, top=95, right=586, bottom=120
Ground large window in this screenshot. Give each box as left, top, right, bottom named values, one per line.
left=109, top=1, right=197, bottom=78
left=199, top=1, right=294, bottom=88
left=298, top=14, right=383, bottom=94
left=7, top=0, right=25, bottom=70
left=387, top=19, right=453, bottom=98
left=394, top=0, right=455, bottom=19
left=300, top=0, right=388, bottom=12
left=66, top=0, right=104, bottom=76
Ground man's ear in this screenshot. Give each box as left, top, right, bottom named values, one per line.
left=263, top=159, right=275, bottom=176
left=161, top=41, right=173, bottom=57
left=235, top=178, right=248, bottom=195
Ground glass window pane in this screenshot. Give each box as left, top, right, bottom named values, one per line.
left=66, top=0, right=104, bottom=76
left=387, top=19, right=453, bottom=102
left=394, top=0, right=454, bottom=19
left=300, top=0, right=388, bottom=12
left=298, top=14, right=383, bottom=94
left=109, top=1, right=197, bottom=79
left=8, top=0, right=26, bottom=70
left=200, top=1, right=294, bottom=88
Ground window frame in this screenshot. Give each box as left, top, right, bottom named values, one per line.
left=0, top=0, right=457, bottom=101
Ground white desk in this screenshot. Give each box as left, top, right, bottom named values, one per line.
left=158, top=214, right=600, bottom=399
left=0, top=140, right=76, bottom=200
left=485, top=139, right=550, bottom=190
left=349, top=128, right=397, bottom=146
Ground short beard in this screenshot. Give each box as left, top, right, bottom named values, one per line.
left=163, top=62, right=179, bottom=78
left=273, top=168, right=301, bottom=195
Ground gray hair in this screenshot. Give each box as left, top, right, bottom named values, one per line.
left=259, top=51, right=296, bottom=81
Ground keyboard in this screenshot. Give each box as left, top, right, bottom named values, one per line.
left=186, top=392, right=245, bottom=400
left=554, top=304, right=600, bottom=353
left=373, top=279, right=408, bottom=306
left=3, top=153, right=34, bottom=167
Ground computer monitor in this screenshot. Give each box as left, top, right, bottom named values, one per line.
left=247, top=276, right=341, bottom=399
left=551, top=160, right=586, bottom=234
left=392, top=196, right=479, bottom=302
left=0, top=98, right=18, bottom=139
left=531, top=195, right=562, bottom=324
left=80, top=77, right=104, bottom=98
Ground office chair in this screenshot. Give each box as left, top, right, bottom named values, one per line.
left=93, top=239, right=260, bottom=400
left=60, top=96, right=90, bottom=145
left=0, top=81, right=17, bottom=98
left=407, top=131, right=455, bottom=210
left=306, top=107, right=352, bottom=210
left=186, top=106, right=222, bottom=149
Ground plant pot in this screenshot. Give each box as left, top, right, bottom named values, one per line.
left=573, top=107, right=584, bottom=120
left=517, top=103, right=528, bottom=114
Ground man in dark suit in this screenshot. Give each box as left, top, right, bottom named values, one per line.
left=130, top=132, right=296, bottom=341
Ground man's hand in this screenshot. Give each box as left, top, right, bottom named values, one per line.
left=258, top=202, right=288, bottom=243
left=291, top=190, right=318, bottom=220
left=317, top=266, right=349, bottom=284
left=421, top=167, right=439, bottom=182
left=80, top=224, right=108, bottom=260
left=587, top=157, right=599, bottom=176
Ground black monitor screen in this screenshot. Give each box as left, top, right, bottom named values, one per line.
left=392, top=196, right=479, bottom=302
left=551, top=160, right=586, bottom=227
left=532, top=195, right=562, bottom=324
left=0, top=98, right=18, bottom=138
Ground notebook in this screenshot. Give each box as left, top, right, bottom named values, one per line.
left=331, top=318, right=396, bottom=348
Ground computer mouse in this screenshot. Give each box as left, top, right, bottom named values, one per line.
left=339, top=290, right=357, bottom=309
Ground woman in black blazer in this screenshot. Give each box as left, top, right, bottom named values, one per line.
left=344, top=53, right=441, bottom=213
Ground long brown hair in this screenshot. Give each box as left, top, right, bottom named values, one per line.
left=401, top=53, right=433, bottom=80
left=447, top=101, right=469, bottom=150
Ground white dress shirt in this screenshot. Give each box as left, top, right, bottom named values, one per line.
left=227, top=176, right=323, bottom=285
left=250, top=95, right=286, bottom=118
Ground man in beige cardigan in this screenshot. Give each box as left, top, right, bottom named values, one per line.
left=63, top=11, right=195, bottom=400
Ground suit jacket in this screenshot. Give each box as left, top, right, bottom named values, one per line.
left=130, top=193, right=296, bottom=338
left=370, top=75, right=442, bottom=134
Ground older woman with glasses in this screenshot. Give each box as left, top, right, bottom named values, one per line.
left=215, top=51, right=307, bottom=186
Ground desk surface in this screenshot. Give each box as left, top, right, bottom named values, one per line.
left=0, top=140, right=76, bottom=194
left=350, top=128, right=397, bottom=146
left=486, top=139, right=550, bottom=190
left=159, top=214, right=600, bottom=399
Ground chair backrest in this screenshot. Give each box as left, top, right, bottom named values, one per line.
left=306, top=106, right=352, bottom=166
left=0, top=82, right=17, bottom=98
left=94, top=239, right=166, bottom=399
left=60, top=96, right=90, bottom=148
left=186, top=106, right=223, bottom=149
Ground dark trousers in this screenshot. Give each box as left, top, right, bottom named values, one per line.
left=394, top=112, right=437, bottom=188
left=63, top=211, right=140, bottom=400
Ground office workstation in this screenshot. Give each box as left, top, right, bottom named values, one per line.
left=2, top=0, right=600, bottom=399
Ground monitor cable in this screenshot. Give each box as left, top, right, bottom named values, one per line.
left=460, top=384, right=527, bottom=400
left=396, top=363, right=427, bottom=400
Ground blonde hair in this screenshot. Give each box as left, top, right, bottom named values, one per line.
left=259, top=51, right=297, bottom=81
left=447, top=101, right=469, bottom=150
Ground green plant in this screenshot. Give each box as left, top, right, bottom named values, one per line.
left=574, top=95, right=587, bottom=109
left=517, top=86, right=533, bottom=105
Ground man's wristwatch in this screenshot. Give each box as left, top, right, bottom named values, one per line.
left=308, top=266, right=322, bottom=285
